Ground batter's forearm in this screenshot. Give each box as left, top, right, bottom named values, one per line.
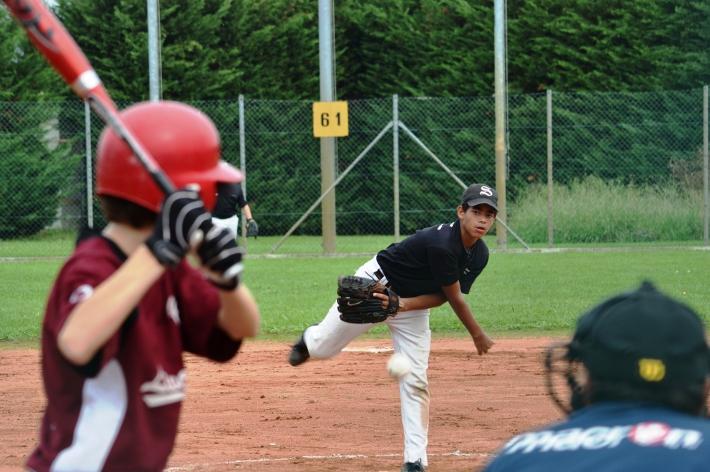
left=58, top=246, right=164, bottom=365
left=218, top=284, right=260, bottom=339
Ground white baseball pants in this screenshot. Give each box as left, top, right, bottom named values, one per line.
left=303, top=256, right=431, bottom=466
left=211, top=215, right=239, bottom=238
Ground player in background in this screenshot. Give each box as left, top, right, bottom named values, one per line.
left=26, top=101, right=260, bottom=472
left=484, top=281, right=710, bottom=472
left=212, top=182, right=259, bottom=240
left=288, top=183, right=498, bottom=472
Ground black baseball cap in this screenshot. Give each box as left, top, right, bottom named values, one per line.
left=569, top=281, right=709, bottom=388
left=461, top=184, right=498, bottom=212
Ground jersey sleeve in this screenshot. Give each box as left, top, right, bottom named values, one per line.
left=427, top=245, right=460, bottom=288
left=46, top=255, right=122, bottom=375
left=174, top=264, right=242, bottom=361
left=235, top=183, right=248, bottom=209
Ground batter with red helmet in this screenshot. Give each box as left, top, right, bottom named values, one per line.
left=25, top=101, right=260, bottom=472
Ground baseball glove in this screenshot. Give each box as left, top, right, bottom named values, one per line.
left=337, top=275, right=400, bottom=324
left=246, top=218, right=259, bottom=238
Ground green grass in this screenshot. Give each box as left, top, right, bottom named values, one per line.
left=0, top=230, right=75, bottom=258
left=2, top=232, right=706, bottom=260
left=472, top=250, right=710, bottom=331
left=0, top=259, right=63, bottom=342
left=3, top=178, right=708, bottom=345
left=1, top=243, right=708, bottom=342
left=510, top=177, right=704, bottom=243
left=242, top=234, right=399, bottom=256
left=0, top=232, right=397, bottom=258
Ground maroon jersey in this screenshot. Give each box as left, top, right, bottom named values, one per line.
left=27, top=236, right=242, bottom=472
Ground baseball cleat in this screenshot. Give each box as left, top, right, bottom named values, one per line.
left=288, top=333, right=310, bottom=366
left=401, top=459, right=426, bottom=472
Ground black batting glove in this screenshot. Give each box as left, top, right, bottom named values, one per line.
left=246, top=218, right=259, bottom=238
left=146, top=189, right=212, bottom=266
left=197, top=225, right=245, bottom=290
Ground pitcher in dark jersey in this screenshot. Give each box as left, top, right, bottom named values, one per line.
left=288, top=183, right=498, bottom=472
left=484, top=281, right=710, bottom=472
left=26, top=102, right=260, bottom=472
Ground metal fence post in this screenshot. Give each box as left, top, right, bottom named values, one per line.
left=147, top=0, right=161, bottom=101
left=703, top=85, right=708, bottom=246
left=393, top=94, right=400, bottom=241
left=318, top=0, right=337, bottom=254
left=546, top=89, right=553, bottom=247
left=493, top=0, right=508, bottom=250
left=239, top=94, right=247, bottom=243
left=84, top=101, right=93, bottom=228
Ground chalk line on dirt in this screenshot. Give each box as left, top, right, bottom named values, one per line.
left=165, top=450, right=491, bottom=471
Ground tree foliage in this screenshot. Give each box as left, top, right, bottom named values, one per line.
left=506, top=0, right=709, bottom=92
left=336, top=0, right=493, bottom=97
left=223, top=0, right=319, bottom=98
left=0, top=8, right=62, bottom=100
left=2, top=1, right=706, bottom=239
left=55, top=0, right=242, bottom=101
left=1, top=10, right=77, bottom=238
left=0, top=0, right=695, bottom=102
left=0, top=101, right=77, bottom=238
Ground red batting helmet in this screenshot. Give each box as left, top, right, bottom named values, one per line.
left=96, top=101, right=242, bottom=212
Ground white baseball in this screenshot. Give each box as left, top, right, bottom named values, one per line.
left=387, top=352, right=412, bottom=379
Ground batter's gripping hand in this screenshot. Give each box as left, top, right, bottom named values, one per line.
left=337, top=275, right=400, bottom=324
left=246, top=218, right=259, bottom=238
left=147, top=189, right=211, bottom=266
left=197, top=225, right=245, bottom=290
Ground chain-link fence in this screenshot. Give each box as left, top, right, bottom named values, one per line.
left=1, top=88, right=708, bottom=249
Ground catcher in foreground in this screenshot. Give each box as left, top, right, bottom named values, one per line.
left=483, top=281, right=710, bottom=471
left=288, top=183, right=498, bottom=472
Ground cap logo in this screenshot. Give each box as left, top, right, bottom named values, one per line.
left=638, top=358, right=665, bottom=382
left=480, top=185, right=494, bottom=197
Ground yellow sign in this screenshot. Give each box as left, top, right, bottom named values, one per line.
left=313, top=101, right=349, bottom=137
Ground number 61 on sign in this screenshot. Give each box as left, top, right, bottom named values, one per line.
left=312, top=101, right=349, bottom=137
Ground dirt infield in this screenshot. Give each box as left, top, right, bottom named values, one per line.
left=0, top=337, right=564, bottom=471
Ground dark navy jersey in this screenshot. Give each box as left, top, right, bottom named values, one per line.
left=483, top=402, right=710, bottom=472
left=213, top=182, right=247, bottom=218
left=376, top=219, right=489, bottom=298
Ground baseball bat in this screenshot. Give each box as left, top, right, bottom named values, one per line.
left=2, top=0, right=175, bottom=194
